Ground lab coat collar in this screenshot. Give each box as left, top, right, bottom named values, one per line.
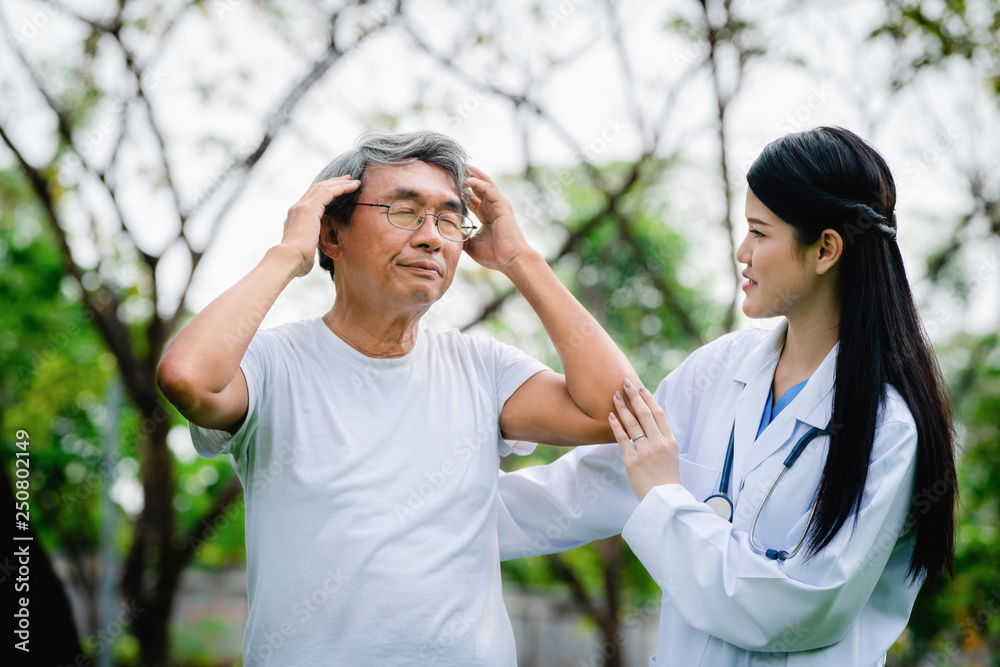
left=792, top=342, right=838, bottom=430
left=730, top=322, right=786, bottom=499
left=733, top=321, right=788, bottom=386
left=731, top=321, right=838, bottom=496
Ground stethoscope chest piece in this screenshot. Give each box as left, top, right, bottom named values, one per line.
left=704, top=493, right=734, bottom=521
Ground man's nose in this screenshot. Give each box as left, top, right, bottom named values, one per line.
left=410, top=214, right=445, bottom=249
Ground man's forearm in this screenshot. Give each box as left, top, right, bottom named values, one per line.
left=158, top=244, right=301, bottom=401
left=503, top=250, right=639, bottom=418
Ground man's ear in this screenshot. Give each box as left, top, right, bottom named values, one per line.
left=318, top=215, right=344, bottom=261
left=815, top=228, right=843, bottom=276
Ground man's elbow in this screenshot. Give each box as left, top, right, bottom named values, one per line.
left=156, top=355, right=198, bottom=412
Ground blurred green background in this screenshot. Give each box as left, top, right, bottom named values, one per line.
left=1, top=0, right=998, bottom=665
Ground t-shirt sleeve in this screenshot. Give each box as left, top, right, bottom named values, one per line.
left=188, top=331, right=270, bottom=467
left=486, top=337, right=549, bottom=457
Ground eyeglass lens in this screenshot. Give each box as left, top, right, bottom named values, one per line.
left=386, top=201, right=474, bottom=241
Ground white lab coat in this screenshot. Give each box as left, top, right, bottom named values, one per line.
left=497, top=321, right=921, bottom=666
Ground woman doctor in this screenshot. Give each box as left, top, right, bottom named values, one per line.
left=496, top=126, right=957, bottom=666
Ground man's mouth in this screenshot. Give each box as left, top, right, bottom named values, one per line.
left=400, top=261, right=442, bottom=276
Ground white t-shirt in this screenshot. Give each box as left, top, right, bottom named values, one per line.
left=190, top=317, right=547, bottom=666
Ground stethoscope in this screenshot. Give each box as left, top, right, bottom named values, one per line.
left=704, top=422, right=829, bottom=561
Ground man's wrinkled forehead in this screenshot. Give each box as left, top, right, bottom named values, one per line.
left=362, top=162, right=465, bottom=209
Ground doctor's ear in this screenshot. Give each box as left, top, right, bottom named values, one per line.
left=814, top=229, right=843, bottom=276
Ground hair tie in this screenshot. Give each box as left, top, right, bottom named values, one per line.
left=874, top=222, right=897, bottom=240
left=844, top=202, right=896, bottom=240
left=878, top=211, right=898, bottom=240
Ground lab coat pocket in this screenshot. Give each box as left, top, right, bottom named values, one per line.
left=677, top=457, right=722, bottom=504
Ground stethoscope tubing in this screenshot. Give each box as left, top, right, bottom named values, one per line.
left=708, top=423, right=829, bottom=561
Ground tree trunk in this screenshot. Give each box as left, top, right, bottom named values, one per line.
left=549, top=538, right=626, bottom=667
left=122, top=409, right=178, bottom=666
left=120, top=398, right=244, bottom=665
left=598, top=539, right=624, bottom=667
left=131, top=593, right=174, bottom=667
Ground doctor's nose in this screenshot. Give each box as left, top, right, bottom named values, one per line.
left=736, top=233, right=752, bottom=265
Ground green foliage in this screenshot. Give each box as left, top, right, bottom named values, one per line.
left=171, top=609, right=241, bottom=666
left=0, top=166, right=110, bottom=556
left=504, top=161, right=721, bottom=387
left=180, top=455, right=247, bottom=568
left=897, top=332, right=1000, bottom=666
left=872, top=4, right=1000, bottom=663
left=875, top=0, right=1000, bottom=92
left=499, top=160, right=718, bottom=614
left=0, top=162, right=244, bottom=608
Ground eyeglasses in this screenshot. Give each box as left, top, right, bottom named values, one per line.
left=355, top=201, right=477, bottom=242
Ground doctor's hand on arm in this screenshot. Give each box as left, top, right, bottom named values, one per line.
left=609, top=379, right=681, bottom=501
left=156, top=176, right=361, bottom=433
left=463, top=167, right=641, bottom=447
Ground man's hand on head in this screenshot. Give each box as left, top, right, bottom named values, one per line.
left=281, top=175, right=360, bottom=277
left=463, top=166, right=536, bottom=275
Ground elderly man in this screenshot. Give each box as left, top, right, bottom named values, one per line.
left=157, top=131, right=637, bottom=666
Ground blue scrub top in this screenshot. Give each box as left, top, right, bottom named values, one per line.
left=756, top=379, right=808, bottom=440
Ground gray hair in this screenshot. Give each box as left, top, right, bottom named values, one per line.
left=313, top=130, right=470, bottom=279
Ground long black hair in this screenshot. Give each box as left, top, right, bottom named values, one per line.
left=746, top=126, right=956, bottom=582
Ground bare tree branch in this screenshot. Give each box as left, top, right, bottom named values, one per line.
left=47, top=0, right=123, bottom=33
left=650, top=52, right=710, bottom=151
left=168, top=6, right=404, bottom=330
left=461, top=157, right=695, bottom=340
left=603, top=0, right=648, bottom=147
left=0, top=8, right=137, bottom=253
left=0, top=123, right=149, bottom=401
left=101, top=1, right=203, bottom=188
left=400, top=18, right=609, bottom=189
left=699, top=0, right=746, bottom=333
left=128, top=56, right=187, bottom=231
left=132, top=1, right=203, bottom=76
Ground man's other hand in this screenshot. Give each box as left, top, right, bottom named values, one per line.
left=463, top=166, right=534, bottom=275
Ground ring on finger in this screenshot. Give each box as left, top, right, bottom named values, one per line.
left=630, top=433, right=646, bottom=444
